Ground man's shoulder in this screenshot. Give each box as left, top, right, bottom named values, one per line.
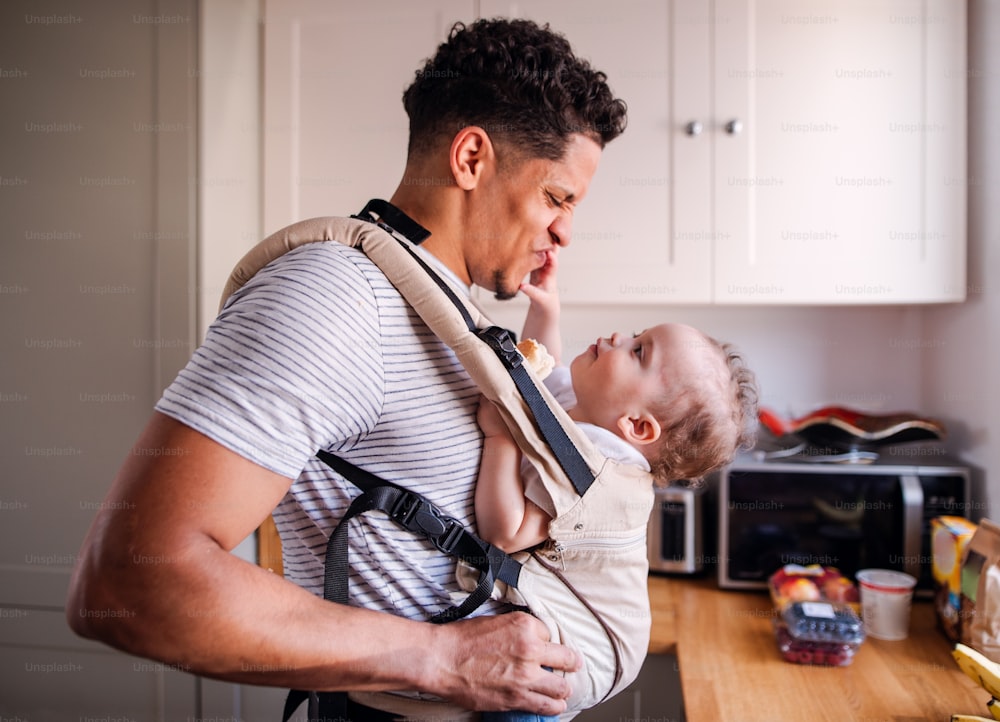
left=242, top=238, right=398, bottom=303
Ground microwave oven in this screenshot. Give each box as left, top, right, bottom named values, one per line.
left=717, top=457, right=970, bottom=593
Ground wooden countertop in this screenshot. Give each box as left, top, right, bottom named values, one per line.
left=647, top=575, right=990, bottom=722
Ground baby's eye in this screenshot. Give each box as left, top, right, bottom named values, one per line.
left=546, top=191, right=565, bottom=209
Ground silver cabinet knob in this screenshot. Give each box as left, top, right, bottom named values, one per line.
left=725, top=119, right=743, bottom=135
left=685, top=120, right=704, bottom=136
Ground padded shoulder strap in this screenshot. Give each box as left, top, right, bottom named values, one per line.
left=221, top=215, right=603, bottom=516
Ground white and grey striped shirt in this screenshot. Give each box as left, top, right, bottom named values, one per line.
left=156, top=240, right=505, bottom=620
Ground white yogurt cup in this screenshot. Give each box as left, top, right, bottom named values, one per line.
left=856, top=569, right=918, bottom=641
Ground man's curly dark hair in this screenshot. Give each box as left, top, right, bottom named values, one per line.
left=402, top=18, right=628, bottom=161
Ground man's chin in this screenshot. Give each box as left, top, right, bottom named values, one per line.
left=491, top=270, right=519, bottom=301
left=493, top=287, right=519, bottom=301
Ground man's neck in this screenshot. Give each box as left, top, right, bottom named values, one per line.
left=389, top=185, right=470, bottom=286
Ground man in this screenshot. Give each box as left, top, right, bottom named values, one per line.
left=67, top=17, right=627, bottom=720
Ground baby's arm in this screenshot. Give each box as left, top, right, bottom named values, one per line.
left=520, top=250, right=562, bottom=365
left=475, top=396, right=552, bottom=553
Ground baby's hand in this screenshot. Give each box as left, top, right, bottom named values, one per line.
left=520, top=249, right=560, bottom=318
left=527, top=247, right=559, bottom=293
left=476, top=395, right=510, bottom=439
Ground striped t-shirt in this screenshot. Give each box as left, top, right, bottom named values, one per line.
left=156, top=240, right=506, bottom=620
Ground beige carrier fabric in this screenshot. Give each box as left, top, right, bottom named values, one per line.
left=222, top=216, right=654, bottom=716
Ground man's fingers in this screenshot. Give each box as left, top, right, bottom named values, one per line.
left=540, top=640, right=583, bottom=674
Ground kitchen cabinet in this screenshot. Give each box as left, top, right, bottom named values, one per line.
left=262, top=0, right=475, bottom=232
left=264, top=0, right=966, bottom=305
left=480, top=0, right=714, bottom=304
left=479, top=0, right=967, bottom=305
left=712, top=0, right=966, bottom=304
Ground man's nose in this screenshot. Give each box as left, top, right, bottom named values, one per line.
left=549, top=212, right=572, bottom=248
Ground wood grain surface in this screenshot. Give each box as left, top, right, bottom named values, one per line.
left=648, top=575, right=989, bottom=722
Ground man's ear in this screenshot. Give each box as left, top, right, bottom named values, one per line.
left=449, top=126, right=494, bottom=191
left=617, top=412, right=662, bottom=447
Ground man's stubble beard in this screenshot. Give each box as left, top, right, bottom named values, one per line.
left=492, top=269, right=519, bottom=301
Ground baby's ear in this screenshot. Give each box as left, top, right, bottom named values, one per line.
left=617, top=412, right=661, bottom=446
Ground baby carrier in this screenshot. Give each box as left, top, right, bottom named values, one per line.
left=221, top=201, right=655, bottom=720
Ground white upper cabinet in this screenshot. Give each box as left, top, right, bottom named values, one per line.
left=264, top=0, right=967, bottom=305
left=711, top=0, right=967, bottom=304
left=481, top=0, right=715, bottom=304
left=262, top=0, right=474, bottom=232
left=481, top=0, right=967, bottom=304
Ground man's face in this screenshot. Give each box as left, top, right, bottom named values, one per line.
left=465, top=133, right=602, bottom=299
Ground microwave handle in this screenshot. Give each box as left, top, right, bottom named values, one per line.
left=899, top=474, right=924, bottom=579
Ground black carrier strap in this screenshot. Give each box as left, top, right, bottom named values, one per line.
left=316, top=450, right=522, bottom=623
left=283, top=201, right=594, bottom=721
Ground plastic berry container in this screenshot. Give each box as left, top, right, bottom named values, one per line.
left=773, top=601, right=865, bottom=666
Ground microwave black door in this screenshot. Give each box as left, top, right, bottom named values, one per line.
left=724, top=470, right=908, bottom=585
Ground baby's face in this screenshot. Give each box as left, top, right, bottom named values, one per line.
left=568, top=323, right=718, bottom=430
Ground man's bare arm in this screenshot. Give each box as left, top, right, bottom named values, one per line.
left=67, top=411, right=579, bottom=714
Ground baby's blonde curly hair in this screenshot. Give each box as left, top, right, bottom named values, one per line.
left=647, top=338, right=759, bottom=486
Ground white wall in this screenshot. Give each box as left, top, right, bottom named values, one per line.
left=922, top=0, right=1000, bottom=521
left=0, top=1, right=201, bottom=718
left=198, top=0, right=262, bottom=336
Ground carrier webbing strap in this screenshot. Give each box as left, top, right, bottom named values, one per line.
left=316, top=449, right=522, bottom=622
left=475, top=325, right=595, bottom=497
left=355, top=198, right=431, bottom=245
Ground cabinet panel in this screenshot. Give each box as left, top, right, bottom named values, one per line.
left=263, top=0, right=474, bottom=231
left=265, top=0, right=965, bottom=307
left=0, top=608, right=197, bottom=721
left=712, top=0, right=966, bottom=303
left=481, top=0, right=713, bottom=303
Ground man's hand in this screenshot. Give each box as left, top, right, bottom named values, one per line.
left=424, top=611, right=582, bottom=715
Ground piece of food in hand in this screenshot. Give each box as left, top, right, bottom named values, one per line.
left=517, top=338, right=555, bottom=379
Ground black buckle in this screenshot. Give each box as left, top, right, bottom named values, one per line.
left=478, top=326, right=522, bottom=371
left=388, top=492, right=464, bottom=554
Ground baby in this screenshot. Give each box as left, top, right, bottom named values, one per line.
left=476, top=252, right=759, bottom=554
left=474, top=254, right=757, bottom=721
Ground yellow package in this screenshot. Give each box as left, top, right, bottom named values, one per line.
left=932, top=515, right=977, bottom=641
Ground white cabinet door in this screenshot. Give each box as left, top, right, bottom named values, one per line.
left=712, top=0, right=966, bottom=303
left=264, top=0, right=966, bottom=307
left=480, top=0, right=714, bottom=304
left=263, top=0, right=475, bottom=232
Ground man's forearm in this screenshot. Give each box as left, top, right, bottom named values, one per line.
left=69, top=526, right=439, bottom=692
left=69, top=535, right=578, bottom=714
